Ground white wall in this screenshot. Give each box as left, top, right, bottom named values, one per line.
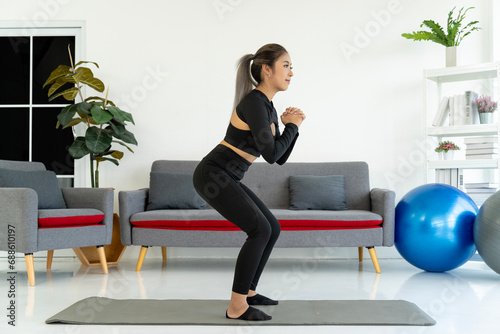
left=0, top=0, right=496, bottom=260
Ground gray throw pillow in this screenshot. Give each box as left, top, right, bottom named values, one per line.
left=147, top=172, right=206, bottom=210
left=0, top=168, right=67, bottom=209
left=289, top=175, right=347, bottom=210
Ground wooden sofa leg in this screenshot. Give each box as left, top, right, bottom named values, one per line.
left=96, top=246, right=109, bottom=275
left=47, top=250, right=54, bottom=270
left=25, top=253, right=35, bottom=286
left=136, top=246, right=149, bottom=272
left=367, top=247, right=381, bottom=274
left=358, top=247, right=363, bottom=262
left=162, top=247, right=167, bottom=262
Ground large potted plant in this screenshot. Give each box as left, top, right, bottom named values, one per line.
left=44, top=46, right=137, bottom=188
left=401, top=7, right=481, bottom=67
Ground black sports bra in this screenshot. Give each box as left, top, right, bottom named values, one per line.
left=223, top=90, right=299, bottom=165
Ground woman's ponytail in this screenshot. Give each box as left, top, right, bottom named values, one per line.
left=233, top=44, right=288, bottom=110
left=233, top=54, right=255, bottom=110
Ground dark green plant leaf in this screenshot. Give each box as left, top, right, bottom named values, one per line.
left=112, top=128, right=137, bottom=145
left=68, top=137, right=90, bottom=159
left=91, top=104, right=114, bottom=124
left=43, top=65, right=71, bottom=88
left=85, top=126, right=112, bottom=154
left=57, top=104, right=78, bottom=126
left=112, top=140, right=135, bottom=153
left=107, top=106, right=135, bottom=124
left=48, top=87, right=79, bottom=102
left=107, top=121, right=126, bottom=136
left=76, top=102, right=92, bottom=115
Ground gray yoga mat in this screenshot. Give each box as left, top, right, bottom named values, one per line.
left=46, top=297, right=436, bottom=326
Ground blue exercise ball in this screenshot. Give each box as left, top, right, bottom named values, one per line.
left=395, top=183, right=478, bottom=272
left=474, top=190, right=500, bottom=275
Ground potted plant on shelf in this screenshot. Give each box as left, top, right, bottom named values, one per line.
left=44, top=45, right=137, bottom=188
left=474, top=95, right=498, bottom=124
left=435, top=141, right=460, bottom=160
left=401, top=6, right=481, bottom=67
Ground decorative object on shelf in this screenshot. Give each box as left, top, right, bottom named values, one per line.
left=435, top=141, right=460, bottom=160
left=44, top=45, right=138, bottom=188
left=474, top=95, right=497, bottom=124
left=401, top=7, right=481, bottom=67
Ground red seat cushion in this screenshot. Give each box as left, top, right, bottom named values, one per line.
left=38, top=209, right=105, bottom=229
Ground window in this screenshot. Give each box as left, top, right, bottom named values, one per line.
left=0, top=25, right=85, bottom=187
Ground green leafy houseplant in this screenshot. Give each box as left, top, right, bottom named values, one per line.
left=401, top=7, right=480, bottom=47
left=44, top=45, right=137, bottom=188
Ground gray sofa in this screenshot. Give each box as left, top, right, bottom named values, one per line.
left=119, top=160, right=395, bottom=273
left=0, top=159, right=114, bottom=286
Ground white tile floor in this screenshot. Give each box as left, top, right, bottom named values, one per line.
left=0, top=255, right=499, bottom=334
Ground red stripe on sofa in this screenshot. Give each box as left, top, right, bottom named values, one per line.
left=133, top=226, right=382, bottom=231
left=130, top=219, right=383, bottom=230
left=38, top=214, right=104, bottom=229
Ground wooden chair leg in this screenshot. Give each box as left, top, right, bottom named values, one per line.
left=96, top=246, right=108, bottom=275
left=162, top=247, right=167, bottom=262
left=367, top=247, right=381, bottom=274
left=358, top=247, right=363, bottom=262
left=25, top=253, right=35, bottom=286
left=136, top=246, right=149, bottom=272
left=47, top=250, right=54, bottom=270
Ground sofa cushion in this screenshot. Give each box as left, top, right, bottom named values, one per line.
left=130, top=209, right=382, bottom=231
left=38, top=209, right=104, bottom=229
left=147, top=172, right=206, bottom=211
left=0, top=168, right=66, bottom=209
left=289, top=175, right=347, bottom=211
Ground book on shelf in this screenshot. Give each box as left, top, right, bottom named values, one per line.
left=466, top=189, right=497, bottom=194
left=464, top=136, right=498, bottom=145
left=466, top=143, right=498, bottom=150
left=433, top=91, right=481, bottom=126
left=466, top=154, right=498, bottom=160
left=435, top=168, right=463, bottom=189
left=432, top=96, right=449, bottom=126
left=464, top=91, right=479, bottom=125
left=465, top=148, right=499, bottom=155
left=465, top=182, right=498, bottom=189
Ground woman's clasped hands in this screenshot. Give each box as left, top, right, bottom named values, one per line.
left=281, top=107, right=306, bottom=127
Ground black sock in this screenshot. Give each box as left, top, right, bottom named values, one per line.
left=226, top=306, right=272, bottom=321
left=247, top=294, right=279, bottom=305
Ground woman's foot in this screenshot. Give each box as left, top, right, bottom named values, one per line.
left=226, top=306, right=272, bottom=321
left=247, top=294, right=279, bottom=305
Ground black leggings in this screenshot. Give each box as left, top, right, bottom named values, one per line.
left=193, top=144, right=281, bottom=295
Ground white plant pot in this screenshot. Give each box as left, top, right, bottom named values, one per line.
left=446, top=46, right=458, bottom=67
left=443, top=151, right=455, bottom=160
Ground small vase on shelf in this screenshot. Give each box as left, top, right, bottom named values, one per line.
left=445, top=46, right=458, bottom=67
left=479, top=112, right=494, bottom=124
left=442, top=151, right=454, bottom=160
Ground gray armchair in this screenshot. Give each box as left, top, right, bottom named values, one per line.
left=0, top=160, right=113, bottom=286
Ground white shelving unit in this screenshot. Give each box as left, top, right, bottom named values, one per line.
left=424, top=62, right=500, bottom=201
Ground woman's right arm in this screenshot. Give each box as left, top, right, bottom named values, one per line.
left=240, top=99, right=299, bottom=164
